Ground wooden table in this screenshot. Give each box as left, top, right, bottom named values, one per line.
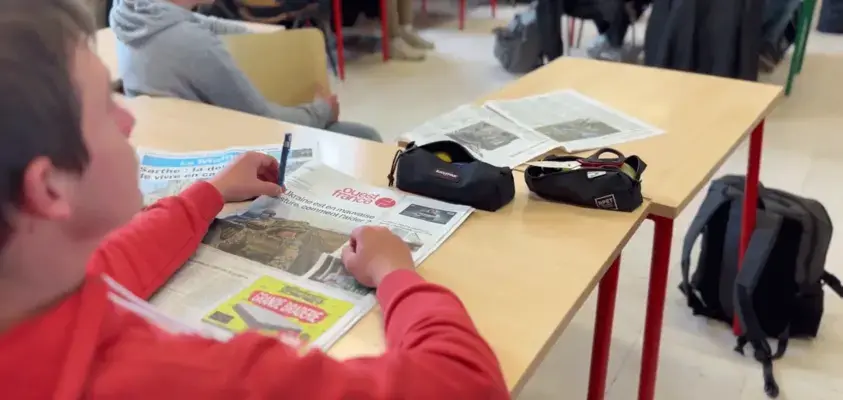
left=125, top=96, right=650, bottom=395
left=481, top=57, right=783, bottom=400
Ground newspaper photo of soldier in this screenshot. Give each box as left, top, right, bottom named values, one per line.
left=203, top=210, right=350, bottom=276
left=308, top=254, right=372, bottom=296
left=444, top=121, right=519, bottom=153
left=399, top=204, right=457, bottom=225
left=535, top=118, right=621, bottom=143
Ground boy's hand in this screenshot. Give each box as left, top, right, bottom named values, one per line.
left=315, top=85, right=340, bottom=123
left=341, top=226, right=415, bottom=287
left=209, top=152, right=284, bottom=202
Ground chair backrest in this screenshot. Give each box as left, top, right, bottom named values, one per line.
left=96, top=28, right=120, bottom=83
left=223, top=28, right=328, bottom=107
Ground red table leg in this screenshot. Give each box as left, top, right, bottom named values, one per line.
left=637, top=215, right=674, bottom=400
left=421, top=0, right=427, bottom=14
left=735, top=120, right=765, bottom=335
left=459, top=0, right=466, bottom=30
left=588, top=257, right=621, bottom=400
left=380, top=0, right=390, bottom=62
left=332, top=0, right=346, bottom=80
left=490, top=0, right=497, bottom=17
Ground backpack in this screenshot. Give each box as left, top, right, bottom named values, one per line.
left=493, top=2, right=543, bottom=74
left=680, top=175, right=843, bottom=398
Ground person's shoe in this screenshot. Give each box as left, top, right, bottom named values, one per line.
left=594, top=46, right=624, bottom=62
left=586, top=34, right=608, bottom=58
left=389, top=37, right=426, bottom=61
left=586, top=35, right=624, bottom=62
left=400, top=26, right=435, bottom=50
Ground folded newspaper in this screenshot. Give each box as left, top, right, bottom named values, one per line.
left=137, top=141, right=317, bottom=205
left=400, top=105, right=559, bottom=168
left=150, top=162, right=473, bottom=349
left=484, top=89, right=664, bottom=153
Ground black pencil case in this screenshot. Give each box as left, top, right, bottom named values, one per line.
left=524, top=148, right=646, bottom=212
left=387, top=141, right=515, bottom=211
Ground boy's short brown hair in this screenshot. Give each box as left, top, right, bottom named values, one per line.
left=0, top=0, right=96, bottom=246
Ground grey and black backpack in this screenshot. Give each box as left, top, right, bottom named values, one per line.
left=681, top=175, right=842, bottom=398
left=493, top=2, right=543, bottom=74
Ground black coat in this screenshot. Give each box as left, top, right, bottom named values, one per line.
left=644, top=0, right=765, bottom=81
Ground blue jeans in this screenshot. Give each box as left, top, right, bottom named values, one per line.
left=326, top=121, right=383, bottom=143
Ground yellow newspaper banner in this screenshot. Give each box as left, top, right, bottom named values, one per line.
left=203, top=276, right=354, bottom=345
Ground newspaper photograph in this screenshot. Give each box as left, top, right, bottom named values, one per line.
left=151, top=162, right=472, bottom=350
left=136, top=141, right=318, bottom=205
left=400, top=105, right=558, bottom=168
left=484, top=89, right=664, bottom=153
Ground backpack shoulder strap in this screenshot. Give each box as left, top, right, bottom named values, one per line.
left=733, top=212, right=784, bottom=398
left=680, top=183, right=731, bottom=314
left=821, top=271, right=843, bottom=298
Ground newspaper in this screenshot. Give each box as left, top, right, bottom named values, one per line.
left=484, top=89, right=664, bottom=153
left=137, top=141, right=318, bottom=205
left=150, top=162, right=472, bottom=349
left=400, top=105, right=558, bottom=168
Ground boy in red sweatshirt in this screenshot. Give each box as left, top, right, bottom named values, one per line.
left=0, top=1, right=509, bottom=399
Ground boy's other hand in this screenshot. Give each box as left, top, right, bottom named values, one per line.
left=209, top=152, right=284, bottom=202
left=341, top=226, right=415, bottom=288
left=314, top=85, right=340, bottom=122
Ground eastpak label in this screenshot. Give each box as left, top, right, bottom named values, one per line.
left=432, top=168, right=460, bottom=182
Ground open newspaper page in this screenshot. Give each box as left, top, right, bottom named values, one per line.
left=151, top=162, right=472, bottom=350
left=401, top=105, right=558, bottom=168
left=484, top=89, right=664, bottom=153
left=137, top=140, right=318, bottom=205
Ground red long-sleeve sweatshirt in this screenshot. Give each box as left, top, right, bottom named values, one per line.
left=0, top=182, right=509, bottom=400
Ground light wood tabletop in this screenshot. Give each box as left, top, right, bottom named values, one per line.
left=125, top=96, right=651, bottom=394
left=480, top=57, right=783, bottom=218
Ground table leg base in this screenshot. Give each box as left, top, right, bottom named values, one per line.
left=638, top=215, right=674, bottom=400
left=588, top=256, right=621, bottom=400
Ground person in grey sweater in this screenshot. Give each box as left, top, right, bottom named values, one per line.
left=110, top=0, right=381, bottom=142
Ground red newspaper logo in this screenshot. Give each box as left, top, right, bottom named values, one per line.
left=249, top=291, right=326, bottom=324
left=332, top=188, right=395, bottom=208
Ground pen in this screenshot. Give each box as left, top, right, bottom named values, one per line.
left=278, top=133, right=292, bottom=187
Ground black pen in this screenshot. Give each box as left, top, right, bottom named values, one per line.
left=278, top=133, right=292, bottom=188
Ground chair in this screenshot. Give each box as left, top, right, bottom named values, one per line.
left=419, top=0, right=498, bottom=29
left=223, top=28, right=330, bottom=107
left=95, top=28, right=121, bottom=86
left=331, top=0, right=391, bottom=81
left=785, top=0, right=817, bottom=96
left=209, top=1, right=340, bottom=79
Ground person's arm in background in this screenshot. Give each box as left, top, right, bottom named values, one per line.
left=192, top=11, right=252, bottom=35
left=184, top=33, right=334, bottom=128
left=86, top=153, right=282, bottom=299
left=89, top=229, right=510, bottom=400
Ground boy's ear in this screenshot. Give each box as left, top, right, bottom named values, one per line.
left=19, top=157, right=73, bottom=220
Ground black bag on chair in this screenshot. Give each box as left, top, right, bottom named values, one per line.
left=387, top=141, right=516, bottom=212
left=680, top=175, right=842, bottom=398
left=524, top=148, right=646, bottom=212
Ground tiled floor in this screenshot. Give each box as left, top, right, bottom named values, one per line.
left=333, top=3, right=843, bottom=399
